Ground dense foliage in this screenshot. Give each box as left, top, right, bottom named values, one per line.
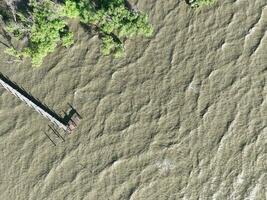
left=188, top=0, right=215, bottom=7
left=5, top=0, right=74, bottom=67
left=4, top=0, right=153, bottom=67
left=61, top=0, right=153, bottom=57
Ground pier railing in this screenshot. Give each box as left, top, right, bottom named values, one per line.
left=0, top=73, right=69, bottom=131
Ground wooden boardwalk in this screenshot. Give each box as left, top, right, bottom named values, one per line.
left=0, top=73, right=69, bottom=132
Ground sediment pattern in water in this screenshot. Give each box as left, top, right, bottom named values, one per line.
left=0, top=0, right=266, bottom=199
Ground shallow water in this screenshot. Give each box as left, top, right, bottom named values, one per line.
left=0, top=0, right=266, bottom=199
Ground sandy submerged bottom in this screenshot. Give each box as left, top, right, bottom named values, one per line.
left=0, top=0, right=266, bottom=199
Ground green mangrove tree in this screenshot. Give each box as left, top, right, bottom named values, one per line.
left=4, top=0, right=153, bottom=67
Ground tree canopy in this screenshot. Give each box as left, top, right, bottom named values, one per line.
left=4, top=0, right=153, bottom=67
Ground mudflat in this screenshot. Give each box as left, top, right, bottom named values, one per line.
left=0, top=0, right=266, bottom=199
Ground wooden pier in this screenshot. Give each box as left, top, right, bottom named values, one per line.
left=0, top=73, right=80, bottom=133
